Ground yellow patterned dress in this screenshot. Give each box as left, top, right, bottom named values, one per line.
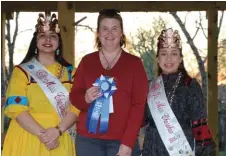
left=2, top=62, right=79, bottom=156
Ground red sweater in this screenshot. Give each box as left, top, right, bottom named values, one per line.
left=70, top=51, right=148, bottom=148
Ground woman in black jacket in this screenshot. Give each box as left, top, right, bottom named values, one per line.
left=142, top=28, right=216, bottom=156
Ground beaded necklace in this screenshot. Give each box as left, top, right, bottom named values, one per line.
left=56, top=63, right=64, bottom=80
left=167, top=72, right=182, bottom=106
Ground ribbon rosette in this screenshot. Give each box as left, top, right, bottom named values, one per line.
left=86, top=75, right=117, bottom=134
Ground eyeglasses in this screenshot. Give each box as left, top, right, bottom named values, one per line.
left=99, top=9, right=120, bottom=16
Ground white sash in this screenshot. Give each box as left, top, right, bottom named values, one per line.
left=147, top=76, right=194, bottom=156
left=20, top=58, right=76, bottom=142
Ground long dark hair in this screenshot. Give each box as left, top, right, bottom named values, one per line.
left=95, top=9, right=126, bottom=50
left=156, top=43, right=191, bottom=80
left=20, top=32, right=71, bottom=67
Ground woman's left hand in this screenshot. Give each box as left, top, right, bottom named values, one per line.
left=116, top=144, right=132, bottom=156
left=39, top=127, right=60, bottom=144
left=45, top=140, right=59, bottom=150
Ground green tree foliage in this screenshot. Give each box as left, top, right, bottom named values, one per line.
left=131, top=16, right=167, bottom=81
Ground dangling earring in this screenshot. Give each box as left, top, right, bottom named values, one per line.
left=35, top=49, right=38, bottom=54
left=56, top=49, right=60, bottom=55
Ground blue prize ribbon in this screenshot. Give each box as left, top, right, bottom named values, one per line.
left=86, top=75, right=117, bottom=134
left=88, top=98, right=104, bottom=133
left=86, top=102, right=94, bottom=129
left=99, top=97, right=110, bottom=133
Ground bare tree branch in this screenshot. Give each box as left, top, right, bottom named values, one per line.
left=198, top=12, right=207, bottom=39
left=5, top=12, right=20, bottom=78
left=199, top=22, right=207, bottom=39
left=194, top=56, right=208, bottom=78
left=218, top=11, right=224, bottom=37
left=192, top=27, right=200, bottom=40
left=5, top=19, right=11, bottom=78
left=74, top=16, right=87, bottom=26
left=184, top=12, right=190, bottom=25
left=12, top=12, right=19, bottom=46
left=6, top=20, right=11, bottom=43
left=170, top=11, right=207, bottom=100
left=17, top=28, right=33, bottom=35
left=76, top=24, right=95, bottom=32
left=5, top=32, right=9, bottom=41
left=170, top=12, right=204, bottom=65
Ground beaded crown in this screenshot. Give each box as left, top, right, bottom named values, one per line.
left=35, top=13, right=60, bottom=33
left=157, top=28, right=181, bottom=49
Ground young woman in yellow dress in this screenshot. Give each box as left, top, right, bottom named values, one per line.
left=2, top=13, right=79, bottom=156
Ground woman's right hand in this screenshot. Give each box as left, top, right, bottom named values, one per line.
left=85, top=86, right=102, bottom=103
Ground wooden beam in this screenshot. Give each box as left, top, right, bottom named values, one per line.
left=58, top=1, right=75, bottom=65
left=2, top=1, right=226, bottom=12
left=207, top=9, right=219, bottom=156
left=216, top=1, right=226, bottom=10
left=1, top=12, right=6, bottom=134
left=5, top=12, right=14, bottom=20
left=71, top=1, right=226, bottom=12
left=1, top=1, right=57, bottom=12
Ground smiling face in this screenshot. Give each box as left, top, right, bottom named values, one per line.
left=97, top=18, right=122, bottom=49
left=36, top=31, right=59, bottom=54
left=157, top=47, right=182, bottom=74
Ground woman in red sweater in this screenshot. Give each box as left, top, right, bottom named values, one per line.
left=70, top=9, right=148, bottom=156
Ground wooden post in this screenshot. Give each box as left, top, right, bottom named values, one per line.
left=207, top=9, right=219, bottom=156
left=58, top=1, right=75, bottom=65
left=1, top=12, right=6, bottom=134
